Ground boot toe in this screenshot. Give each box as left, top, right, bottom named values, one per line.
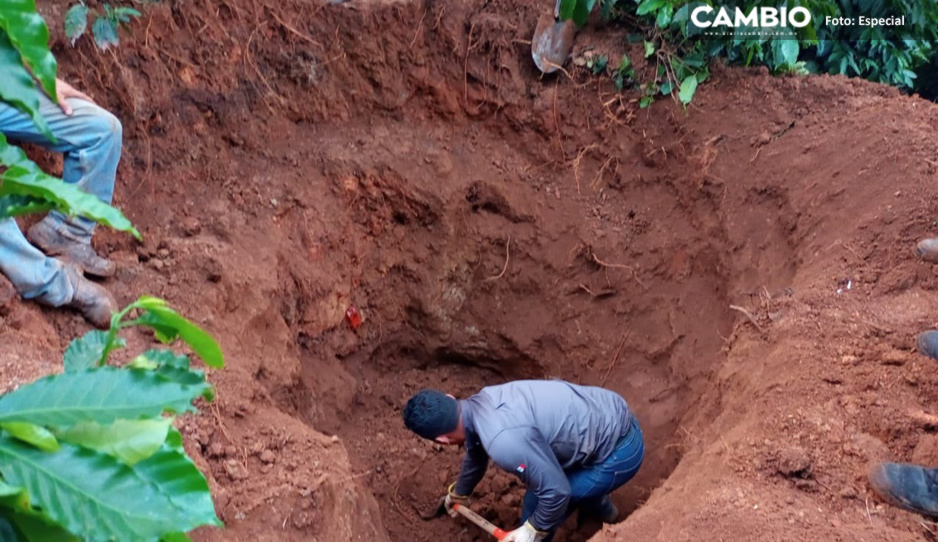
left=869, top=462, right=938, bottom=517
left=917, top=331, right=938, bottom=361
left=917, top=238, right=938, bottom=263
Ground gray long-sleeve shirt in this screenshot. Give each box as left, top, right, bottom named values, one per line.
left=453, top=380, right=633, bottom=531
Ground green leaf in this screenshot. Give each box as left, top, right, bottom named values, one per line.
left=63, top=330, right=122, bottom=372
left=56, top=418, right=172, bottom=466
left=0, top=0, right=58, bottom=98
left=130, top=350, right=209, bottom=392
left=91, top=16, right=118, bottom=50
left=161, top=534, right=194, bottom=542
left=0, top=436, right=216, bottom=541
left=135, top=350, right=191, bottom=371
left=639, top=95, right=654, bottom=108
left=0, top=133, right=141, bottom=238
left=127, top=297, right=224, bottom=369
left=644, top=40, right=655, bottom=58
left=0, top=195, right=54, bottom=219
left=679, top=75, right=698, bottom=105
left=572, top=0, right=596, bottom=27
left=109, top=6, right=141, bottom=24
left=0, top=423, right=59, bottom=452
left=0, top=516, right=17, bottom=542
left=0, top=480, right=31, bottom=509
left=134, top=442, right=221, bottom=528
left=7, top=513, right=79, bottom=542
left=0, top=367, right=212, bottom=427
left=636, top=0, right=666, bottom=16
left=655, top=4, right=672, bottom=28
left=559, top=0, right=577, bottom=20
left=0, top=32, right=52, bottom=139
left=771, top=38, right=799, bottom=70
left=64, top=4, right=88, bottom=45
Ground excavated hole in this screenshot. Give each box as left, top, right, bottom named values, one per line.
left=268, top=124, right=801, bottom=541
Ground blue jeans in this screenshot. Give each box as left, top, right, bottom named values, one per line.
left=521, top=417, right=644, bottom=540
left=0, top=93, right=121, bottom=306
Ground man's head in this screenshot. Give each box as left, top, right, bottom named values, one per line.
left=403, top=389, right=466, bottom=445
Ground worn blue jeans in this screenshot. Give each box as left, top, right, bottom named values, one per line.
left=0, top=93, right=121, bottom=306
left=521, top=416, right=644, bottom=540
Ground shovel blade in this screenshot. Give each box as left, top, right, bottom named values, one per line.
left=532, top=13, right=576, bottom=74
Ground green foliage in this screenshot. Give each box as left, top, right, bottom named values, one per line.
left=66, top=3, right=143, bottom=51
left=0, top=133, right=141, bottom=238
left=0, top=0, right=145, bottom=238
left=0, top=0, right=57, bottom=100
left=565, top=0, right=938, bottom=104
left=0, top=298, right=225, bottom=541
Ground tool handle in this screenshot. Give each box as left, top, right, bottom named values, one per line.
left=452, top=503, right=508, bottom=540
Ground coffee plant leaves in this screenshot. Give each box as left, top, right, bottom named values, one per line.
left=0, top=0, right=57, bottom=98
left=0, top=33, right=51, bottom=139
left=678, top=74, right=698, bottom=104
left=0, top=367, right=211, bottom=427
left=55, top=418, right=172, bottom=466
left=91, top=16, right=118, bottom=51
left=64, top=4, right=88, bottom=45
left=63, top=330, right=121, bottom=372
left=5, top=512, right=80, bottom=542
left=0, top=435, right=202, bottom=541
left=0, top=133, right=141, bottom=238
left=0, top=423, right=59, bottom=452
left=126, top=296, right=224, bottom=369
left=132, top=441, right=221, bottom=528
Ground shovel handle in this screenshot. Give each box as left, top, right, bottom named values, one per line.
left=451, top=502, right=509, bottom=540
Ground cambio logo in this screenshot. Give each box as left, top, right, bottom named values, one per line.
left=691, top=6, right=812, bottom=28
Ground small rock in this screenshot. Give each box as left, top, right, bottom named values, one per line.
left=157, top=248, right=170, bottom=259
left=260, top=450, right=277, bottom=464
left=224, top=459, right=249, bottom=481
left=150, top=258, right=164, bottom=271
left=181, top=217, right=202, bottom=237
left=777, top=446, right=812, bottom=477
left=208, top=442, right=226, bottom=458
left=839, top=486, right=858, bottom=499
left=880, top=350, right=907, bottom=366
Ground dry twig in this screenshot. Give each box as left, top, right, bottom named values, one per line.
left=485, top=236, right=511, bottom=281
left=601, top=330, right=631, bottom=386
left=270, top=10, right=324, bottom=48
left=729, top=304, right=763, bottom=332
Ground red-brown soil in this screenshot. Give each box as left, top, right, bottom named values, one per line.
left=4, top=0, right=938, bottom=540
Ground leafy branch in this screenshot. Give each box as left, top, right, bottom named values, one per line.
left=0, top=297, right=225, bottom=541
left=65, top=3, right=144, bottom=51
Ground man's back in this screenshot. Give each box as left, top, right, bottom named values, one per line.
left=464, top=380, right=632, bottom=469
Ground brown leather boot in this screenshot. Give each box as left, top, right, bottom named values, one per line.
left=27, top=219, right=116, bottom=278
left=64, top=265, right=118, bottom=329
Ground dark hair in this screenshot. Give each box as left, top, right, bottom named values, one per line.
left=403, top=389, right=459, bottom=440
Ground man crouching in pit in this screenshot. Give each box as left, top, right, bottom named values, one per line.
left=403, top=380, right=644, bottom=541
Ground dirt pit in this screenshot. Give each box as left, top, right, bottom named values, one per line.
left=8, top=0, right=938, bottom=541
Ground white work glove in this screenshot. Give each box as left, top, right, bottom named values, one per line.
left=444, top=482, right=469, bottom=518
left=503, top=521, right=548, bottom=542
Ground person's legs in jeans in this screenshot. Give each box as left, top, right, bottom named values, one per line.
left=0, top=94, right=120, bottom=323
left=0, top=91, right=121, bottom=281
left=0, top=219, right=73, bottom=306
left=520, top=417, right=645, bottom=541
left=0, top=93, right=121, bottom=242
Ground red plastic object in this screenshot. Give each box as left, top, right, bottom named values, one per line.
left=345, top=306, right=362, bottom=330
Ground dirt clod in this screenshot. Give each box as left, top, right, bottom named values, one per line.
left=776, top=447, right=812, bottom=478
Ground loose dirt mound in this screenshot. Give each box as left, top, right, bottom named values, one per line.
left=6, top=0, right=938, bottom=540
